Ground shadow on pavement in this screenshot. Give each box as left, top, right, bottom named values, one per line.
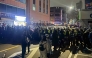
left=69, top=43, right=92, bottom=54
left=50, top=50, right=61, bottom=58
left=12, top=55, right=22, bottom=58
left=81, top=48, right=92, bottom=54
left=50, top=46, right=68, bottom=58
left=71, top=46, right=79, bottom=54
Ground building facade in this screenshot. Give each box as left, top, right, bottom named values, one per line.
left=26, top=0, right=50, bottom=25
left=0, top=0, right=50, bottom=26
left=76, top=0, right=92, bottom=27
left=50, top=7, right=66, bottom=25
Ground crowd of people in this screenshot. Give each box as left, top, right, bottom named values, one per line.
left=37, top=27, right=92, bottom=58
left=0, top=25, right=92, bottom=58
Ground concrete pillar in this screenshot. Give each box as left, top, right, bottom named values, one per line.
left=26, top=0, right=31, bottom=25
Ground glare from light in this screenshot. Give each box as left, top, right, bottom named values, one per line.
left=14, top=21, right=26, bottom=26
left=33, top=7, right=36, bottom=11
left=33, top=5, right=36, bottom=11
left=69, top=6, right=73, bottom=10
left=15, top=16, right=26, bottom=21
left=14, top=21, right=18, bottom=26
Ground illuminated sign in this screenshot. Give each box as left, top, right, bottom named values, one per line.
left=14, top=21, right=26, bottom=26
left=15, top=16, right=26, bottom=21
left=0, top=12, right=15, bottom=19
left=85, top=0, right=92, bottom=9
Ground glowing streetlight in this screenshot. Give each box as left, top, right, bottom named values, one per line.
left=69, top=6, right=74, bottom=10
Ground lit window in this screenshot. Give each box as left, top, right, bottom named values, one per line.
left=33, top=5, right=36, bottom=11
left=33, top=0, right=36, bottom=11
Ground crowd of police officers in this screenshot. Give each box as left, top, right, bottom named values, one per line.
left=0, top=25, right=92, bottom=58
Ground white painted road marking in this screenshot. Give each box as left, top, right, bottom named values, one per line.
left=68, top=52, right=72, bottom=58
left=27, top=47, right=39, bottom=58
left=8, top=51, right=22, bottom=58
left=58, top=52, right=64, bottom=58
left=77, top=54, right=92, bottom=57
left=8, top=48, right=35, bottom=58
left=8, top=49, right=33, bottom=58
left=74, top=53, right=78, bottom=58
left=0, top=46, right=18, bottom=53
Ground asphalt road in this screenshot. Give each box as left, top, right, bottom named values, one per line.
left=0, top=44, right=38, bottom=58
left=31, top=46, right=92, bottom=58
left=0, top=44, right=92, bottom=58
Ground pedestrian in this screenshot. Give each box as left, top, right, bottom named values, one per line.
left=70, top=29, right=75, bottom=46
left=26, top=37, right=31, bottom=54
left=39, top=35, right=47, bottom=58
left=46, top=34, right=52, bottom=58
left=26, top=29, right=31, bottom=54
left=22, top=38, right=27, bottom=58
left=21, top=30, right=27, bottom=58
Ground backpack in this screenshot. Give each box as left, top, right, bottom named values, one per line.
left=39, top=43, right=45, bottom=51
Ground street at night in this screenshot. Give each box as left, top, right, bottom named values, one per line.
left=0, top=0, right=92, bottom=58
left=0, top=43, right=92, bottom=58
left=0, top=44, right=39, bottom=58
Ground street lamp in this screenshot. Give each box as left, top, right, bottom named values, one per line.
left=69, top=6, right=74, bottom=10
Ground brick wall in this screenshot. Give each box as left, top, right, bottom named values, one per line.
left=0, top=0, right=26, bottom=9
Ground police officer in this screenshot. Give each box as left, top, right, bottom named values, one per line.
left=65, top=29, right=70, bottom=46
left=70, top=29, right=75, bottom=46
left=26, top=37, right=31, bottom=53
left=58, top=29, right=64, bottom=49
left=26, top=27, right=32, bottom=54
left=21, top=31, right=27, bottom=58
left=83, top=29, right=90, bottom=48
left=52, top=29, right=58, bottom=51
left=88, top=29, right=92, bottom=48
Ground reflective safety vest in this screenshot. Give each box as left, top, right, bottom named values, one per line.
left=48, top=30, right=50, bottom=34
